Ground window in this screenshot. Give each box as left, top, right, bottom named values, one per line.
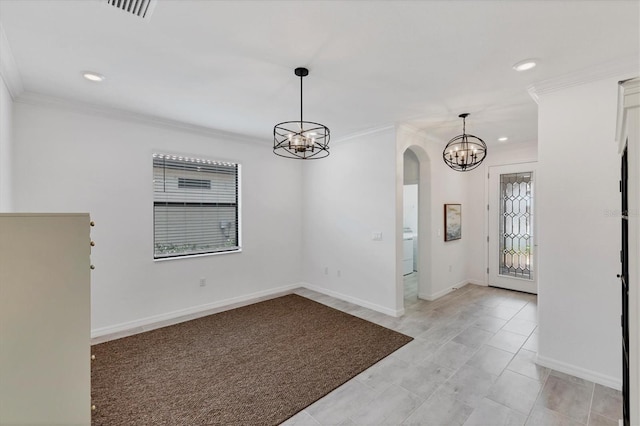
left=153, top=153, right=240, bottom=259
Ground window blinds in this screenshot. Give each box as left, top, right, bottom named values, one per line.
left=153, top=153, right=240, bottom=259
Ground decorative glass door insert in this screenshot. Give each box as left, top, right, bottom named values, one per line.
left=499, top=172, right=533, bottom=280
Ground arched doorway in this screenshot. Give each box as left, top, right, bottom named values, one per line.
left=399, top=145, right=431, bottom=312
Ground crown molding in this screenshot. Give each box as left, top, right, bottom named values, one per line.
left=331, top=124, right=395, bottom=145
left=615, top=77, right=640, bottom=153
left=397, top=123, right=443, bottom=146
left=397, top=123, right=426, bottom=136
left=15, top=91, right=269, bottom=146
left=0, top=24, right=24, bottom=99
left=528, top=56, right=639, bottom=101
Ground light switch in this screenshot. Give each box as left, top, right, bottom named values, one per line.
left=372, top=232, right=383, bottom=241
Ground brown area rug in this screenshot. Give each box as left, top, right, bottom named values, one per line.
left=91, top=294, right=412, bottom=425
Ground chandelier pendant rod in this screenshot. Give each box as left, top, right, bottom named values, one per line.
left=300, top=72, right=304, bottom=127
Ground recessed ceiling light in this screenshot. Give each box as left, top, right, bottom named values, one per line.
left=512, top=59, right=537, bottom=72
left=498, top=137, right=509, bottom=142
left=82, top=71, right=105, bottom=82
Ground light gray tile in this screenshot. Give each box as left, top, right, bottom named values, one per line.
left=499, top=298, right=529, bottom=311
left=486, top=330, right=528, bottom=353
left=417, top=323, right=466, bottom=346
left=398, top=360, right=455, bottom=399
left=439, top=364, right=499, bottom=408
left=392, top=338, right=440, bottom=365
left=429, top=340, right=479, bottom=370
left=525, top=406, right=582, bottom=426
left=549, top=370, right=595, bottom=388
left=403, top=393, right=474, bottom=426
left=394, top=317, right=434, bottom=337
left=502, top=318, right=537, bottom=337
left=588, top=412, right=619, bottom=426
left=355, top=355, right=407, bottom=393
left=472, top=315, right=508, bottom=333
left=463, top=398, right=527, bottom=426
left=349, top=384, right=422, bottom=425
left=474, top=295, right=506, bottom=308
left=281, top=410, right=322, bottom=426
left=453, top=326, right=495, bottom=349
left=590, top=384, right=622, bottom=421
left=466, top=345, right=514, bottom=376
left=536, top=374, right=593, bottom=424
left=487, top=370, right=542, bottom=414
left=485, top=305, right=521, bottom=321
left=522, top=332, right=539, bottom=352
left=507, top=349, right=550, bottom=382
left=305, top=379, right=377, bottom=425
left=514, top=303, right=537, bottom=323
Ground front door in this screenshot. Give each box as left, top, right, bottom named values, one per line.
left=488, top=163, right=537, bottom=294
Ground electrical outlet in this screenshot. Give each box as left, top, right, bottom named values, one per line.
left=448, top=265, right=452, bottom=272
left=324, top=267, right=329, bottom=275
left=372, top=232, right=383, bottom=241
left=337, top=270, right=341, bottom=278
left=199, top=277, right=206, bottom=287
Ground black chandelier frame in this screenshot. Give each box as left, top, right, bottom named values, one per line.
left=273, top=67, right=330, bottom=160
left=442, top=113, right=487, bottom=172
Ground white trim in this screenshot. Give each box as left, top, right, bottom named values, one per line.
left=528, top=57, right=638, bottom=99
left=536, top=354, right=622, bottom=391
left=526, top=86, right=539, bottom=105
left=397, top=123, right=443, bottom=145
left=301, top=282, right=403, bottom=317
left=91, top=283, right=300, bottom=339
left=616, top=78, right=640, bottom=154
left=618, top=77, right=640, bottom=426
left=333, top=124, right=396, bottom=145
left=467, top=280, right=487, bottom=287
left=15, top=92, right=266, bottom=147
left=419, top=280, right=468, bottom=301
left=0, top=24, right=24, bottom=99
left=91, top=281, right=404, bottom=340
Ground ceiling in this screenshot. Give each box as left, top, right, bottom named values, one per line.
left=0, top=1, right=638, bottom=147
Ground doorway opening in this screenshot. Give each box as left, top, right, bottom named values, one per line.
left=400, top=146, right=431, bottom=310
left=403, top=149, right=419, bottom=308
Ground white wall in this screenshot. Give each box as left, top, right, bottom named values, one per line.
left=12, top=100, right=304, bottom=335
left=0, top=74, right=12, bottom=212
left=537, top=77, right=624, bottom=388
left=464, top=142, right=538, bottom=284
left=302, top=128, right=399, bottom=315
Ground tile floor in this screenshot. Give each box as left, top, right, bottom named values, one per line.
left=284, top=277, right=623, bottom=426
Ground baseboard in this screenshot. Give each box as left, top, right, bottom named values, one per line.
left=467, top=279, right=487, bottom=286
left=300, top=282, right=403, bottom=317
left=91, top=283, right=301, bottom=338
left=536, top=354, right=622, bottom=391
left=419, top=280, right=469, bottom=301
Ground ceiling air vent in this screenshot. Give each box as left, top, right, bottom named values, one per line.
left=104, top=0, right=157, bottom=20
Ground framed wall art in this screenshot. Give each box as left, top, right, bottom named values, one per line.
left=444, top=204, right=461, bottom=241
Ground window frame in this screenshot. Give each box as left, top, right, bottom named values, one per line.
left=152, top=153, right=242, bottom=261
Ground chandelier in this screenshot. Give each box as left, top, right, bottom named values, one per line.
left=443, top=113, right=487, bottom=172
left=273, top=67, right=330, bottom=160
